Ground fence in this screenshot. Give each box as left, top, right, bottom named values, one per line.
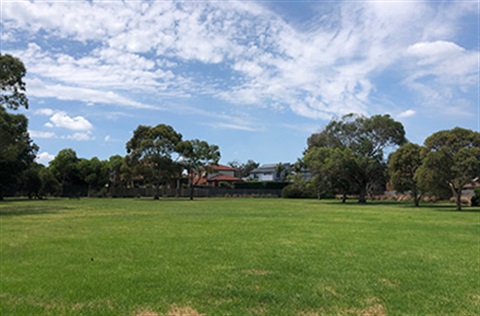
left=109, top=187, right=282, bottom=198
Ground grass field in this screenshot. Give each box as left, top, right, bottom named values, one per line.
left=0, top=198, right=479, bottom=315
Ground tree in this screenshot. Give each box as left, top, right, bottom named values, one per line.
left=78, top=157, right=107, bottom=197
left=49, top=148, right=79, bottom=196
left=306, top=113, right=406, bottom=203
left=416, top=127, right=480, bottom=211
left=21, top=162, right=44, bottom=199
left=0, top=107, right=38, bottom=199
left=39, top=167, right=61, bottom=197
left=1, top=54, right=28, bottom=110
left=126, top=124, right=183, bottom=199
left=388, top=143, right=424, bottom=207
left=178, top=139, right=221, bottom=200
left=305, top=147, right=357, bottom=202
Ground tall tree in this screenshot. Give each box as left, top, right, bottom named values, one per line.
left=126, top=124, right=183, bottom=199
left=416, top=127, right=480, bottom=211
left=21, top=162, right=44, bottom=199
left=49, top=148, right=79, bottom=196
left=178, top=139, right=220, bottom=200
left=0, top=55, right=36, bottom=199
left=305, top=147, right=357, bottom=202
left=306, top=113, right=406, bottom=203
left=78, top=157, right=107, bottom=197
left=388, top=143, right=424, bottom=207
left=0, top=107, right=38, bottom=199
left=1, top=54, right=28, bottom=110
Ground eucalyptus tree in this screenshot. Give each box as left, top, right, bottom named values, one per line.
left=0, top=54, right=37, bottom=199
left=416, top=127, right=480, bottom=211
left=306, top=113, right=406, bottom=203
left=178, top=139, right=221, bottom=200
left=0, top=54, right=28, bottom=110
left=126, top=124, right=183, bottom=199
left=388, top=143, right=424, bottom=206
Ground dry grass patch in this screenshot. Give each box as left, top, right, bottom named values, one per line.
left=135, top=309, right=159, bottom=316
left=165, top=304, right=204, bottom=316
left=244, top=269, right=272, bottom=276
left=343, top=298, right=386, bottom=316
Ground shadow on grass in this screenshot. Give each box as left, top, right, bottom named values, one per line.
left=0, top=199, right=70, bottom=217
left=317, top=199, right=480, bottom=212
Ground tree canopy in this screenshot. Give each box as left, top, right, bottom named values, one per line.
left=126, top=124, right=183, bottom=198
left=306, top=113, right=406, bottom=203
left=0, top=54, right=28, bottom=110
left=416, top=127, right=480, bottom=211
left=388, top=143, right=424, bottom=206
left=0, top=95, right=37, bottom=199
left=178, top=139, right=221, bottom=200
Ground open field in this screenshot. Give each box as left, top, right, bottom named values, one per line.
left=1, top=198, right=479, bottom=315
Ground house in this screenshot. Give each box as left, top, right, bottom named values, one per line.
left=249, top=163, right=291, bottom=182
left=193, top=164, right=243, bottom=187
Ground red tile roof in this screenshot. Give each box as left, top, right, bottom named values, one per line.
left=209, top=164, right=240, bottom=172
left=208, top=174, right=243, bottom=182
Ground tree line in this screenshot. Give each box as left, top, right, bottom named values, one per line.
left=300, top=114, right=479, bottom=211
left=1, top=54, right=479, bottom=210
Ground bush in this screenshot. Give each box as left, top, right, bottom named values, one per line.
left=233, top=182, right=289, bottom=190
left=281, top=182, right=316, bottom=199
left=471, top=188, right=480, bottom=207
left=281, top=185, right=304, bottom=198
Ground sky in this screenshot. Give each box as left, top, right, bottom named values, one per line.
left=1, top=0, right=479, bottom=166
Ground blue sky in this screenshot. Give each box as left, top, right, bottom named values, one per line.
left=2, top=0, right=479, bottom=165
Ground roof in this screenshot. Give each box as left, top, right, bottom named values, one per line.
left=208, top=174, right=243, bottom=182
left=250, top=163, right=290, bottom=174
left=208, top=164, right=241, bottom=172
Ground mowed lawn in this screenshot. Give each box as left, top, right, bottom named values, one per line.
left=0, top=198, right=479, bottom=316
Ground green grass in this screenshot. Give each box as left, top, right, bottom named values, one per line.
left=1, top=198, right=479, bottom=315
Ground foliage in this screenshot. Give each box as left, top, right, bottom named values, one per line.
left=177, top=138, right=221, bottom=200
left=416, top=127, right=480, bottom=211
left=233, top=181, right=289, bottom=190
left=20, top=162, right=44, bottom=199
left=0, top=54, right=28, bottom=110
left=126, top=124, right=183, bottom=198
left=77, top=157, right=108, bottom=197
left=281, top=174, right=315, bottom=199
left=388, top=143, right=424, bottom=206
left=0, top=107, right=38, bottom=199
left=49, top=148, right=80, bottom=196
left=306, top=113, right=406, bottom=203
left=305, top=147, right=357, bottom=202
left=228, top=159, right=259, bottom=177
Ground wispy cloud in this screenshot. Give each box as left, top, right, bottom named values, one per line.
left=3, top=0, right=477, bottom=122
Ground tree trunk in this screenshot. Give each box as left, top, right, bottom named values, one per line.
left=358, top=190, right=367, bottom=204
left=455, top=191, right=462, bottom=211
left=412, top=188, right=420, bottom=207
left=189, top=184, right=194, bottom=200
left=342, top=192, right=347, bottom=203
left=450, top=183, right=462, bottom=211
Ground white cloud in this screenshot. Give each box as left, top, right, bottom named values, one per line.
left=397, top=109, right=416, bottom=119
left=29, top=130, right=56, bottom=139
left=64, top=131, right=95, bottom=141
left=104, top=135, right=111, bottom=142
left=3, top=0, right=477, bottom=122
left=48, top=112, right=93, bottom=131
left=36, top=152, right=55, bottom=165
left=34, top=108, right=55, bottom=116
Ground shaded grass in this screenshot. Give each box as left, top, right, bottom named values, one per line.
left=0, top=198, right=479, bottom=315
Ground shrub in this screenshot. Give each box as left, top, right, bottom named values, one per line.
left=281, top=185, right=304, bottom=198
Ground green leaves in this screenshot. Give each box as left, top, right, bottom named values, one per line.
left=0, top=54, right=28, bottom=110
left=305, top=113, right=405, bottom=202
